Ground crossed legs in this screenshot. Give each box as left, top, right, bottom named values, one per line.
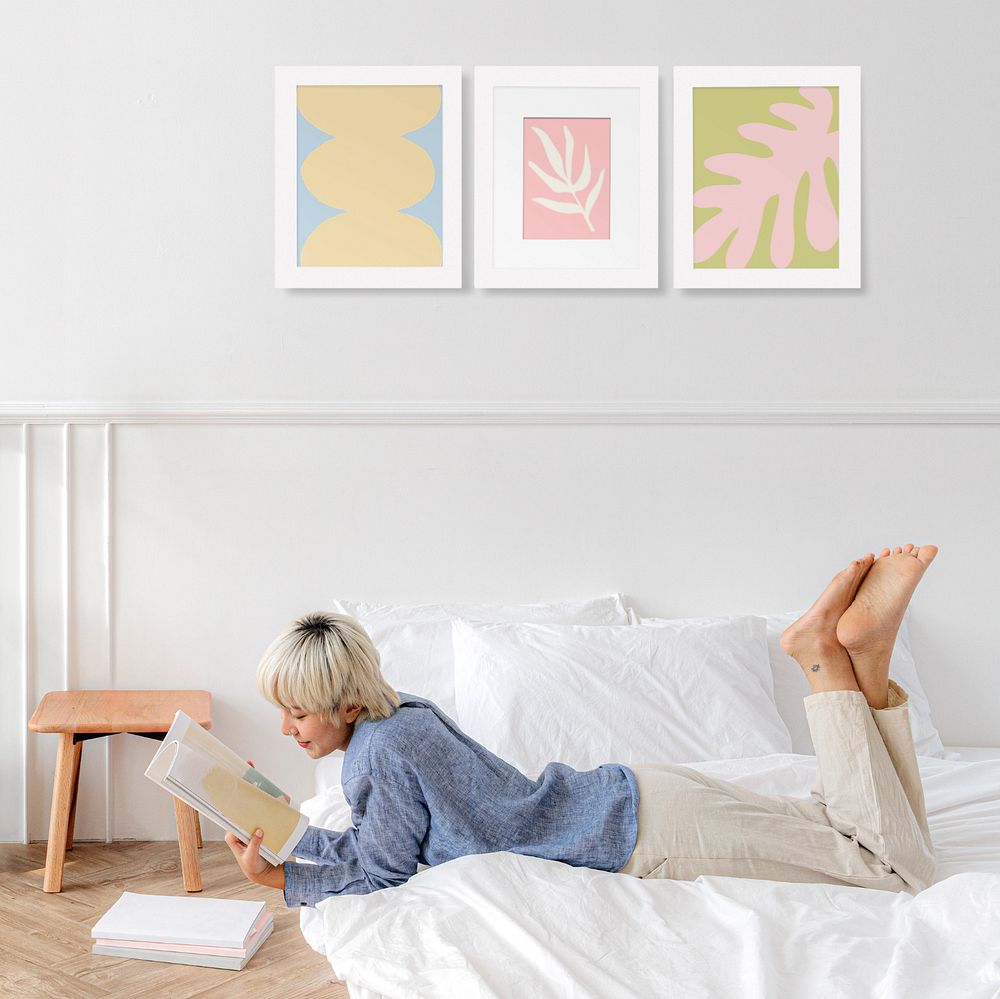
left=619, top=545, right=939, bottom=893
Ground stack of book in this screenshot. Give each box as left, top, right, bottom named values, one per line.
left=91, top=892, right=273, bottom=971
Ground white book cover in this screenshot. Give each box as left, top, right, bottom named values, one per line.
left=92, top=892, right=267, bottom=950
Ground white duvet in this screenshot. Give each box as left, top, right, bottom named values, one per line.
left=303, top=755, right=1000, bottom=999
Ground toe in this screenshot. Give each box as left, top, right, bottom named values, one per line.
left=849, top=555, right=874, bottom=599
left=893, top=547, right=903, bottom=555
left=903, top=543, right=915, bottom=554
left=850, top=555, right=872, bottom=577
left=915, top=544, right=939, bottom=566
left=880, top=548, right=891, bottom=558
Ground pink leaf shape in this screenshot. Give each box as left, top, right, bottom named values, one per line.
left=693, top=87, right=840, bottom=268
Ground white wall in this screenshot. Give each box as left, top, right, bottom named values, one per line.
left=2, top=2, right=998, bottom=843
left=3, top=2, right=999, bottom=404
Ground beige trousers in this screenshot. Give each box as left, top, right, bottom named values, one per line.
left=618, top=681, right=936, bottom=894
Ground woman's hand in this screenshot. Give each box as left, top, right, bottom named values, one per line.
left=224, top=828, right=286, bottom=890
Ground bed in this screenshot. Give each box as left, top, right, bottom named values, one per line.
left=295, top=596, right=1000, bottom=999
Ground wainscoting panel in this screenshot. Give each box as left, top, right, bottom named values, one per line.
left=68, top=425, right=114, bottom=843
left=24, top=425, right=69, bottom=845
left=0, top=426, right=27, bottom=843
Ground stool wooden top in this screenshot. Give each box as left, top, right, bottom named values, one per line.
left=28, top=690, right=212, bottom=734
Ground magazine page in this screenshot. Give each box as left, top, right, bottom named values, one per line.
left=157, top=710, right=293, bottom=803
left=145, top=713, right=309, bottom=864
left=163, top=711, right=287, bottom=798
left=161, top=743, right=308, bottom=864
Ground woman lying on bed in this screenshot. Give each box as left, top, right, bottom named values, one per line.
left=226, top=544, right=938, bottom=906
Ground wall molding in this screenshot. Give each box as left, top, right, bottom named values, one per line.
left=3, top=401, right=1000, bottom=425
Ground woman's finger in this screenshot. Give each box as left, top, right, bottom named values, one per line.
left=246, top=828, right=263, bottom=862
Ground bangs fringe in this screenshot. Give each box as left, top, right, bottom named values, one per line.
left=255, top=612, right=399, bottom=724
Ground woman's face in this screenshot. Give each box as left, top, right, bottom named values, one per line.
left=280, top=702, right=361, bottom=758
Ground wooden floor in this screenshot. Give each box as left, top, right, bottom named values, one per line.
left=0, top=841, right=349, bottom=998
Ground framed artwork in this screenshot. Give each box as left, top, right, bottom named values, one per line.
left=275, top=66, right=462, bottom=288
left=474, top=66, right=659, bottom=289
left=673, top=66, right=860, bottom=289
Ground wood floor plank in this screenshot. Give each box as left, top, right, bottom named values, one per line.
left=0, top=906, right=89, bottom=965
left=0, top=842, right=348, bottom=999
left=7, top=963, right=111, bottom=999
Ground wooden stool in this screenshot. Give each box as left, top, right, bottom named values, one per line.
left=28, top=690, right=212, bottom=894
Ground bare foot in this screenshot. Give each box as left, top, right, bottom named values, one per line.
left=780, top=554, right=874, bottom=695
left=836, top=545, right=938, bottom=708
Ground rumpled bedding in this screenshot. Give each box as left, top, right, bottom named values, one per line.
left=305, top=755, right=1000, bottom=999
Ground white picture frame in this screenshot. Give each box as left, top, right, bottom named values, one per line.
left=673, top=65, right=861, bottom=289
left=275, top=65, right=462, bottom=289
left=474, top=66, right=659, bottom=289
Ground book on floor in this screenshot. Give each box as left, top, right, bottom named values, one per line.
left=144, top=709, right=308, bottom=865
left=91, top=891, right=274, bottom=971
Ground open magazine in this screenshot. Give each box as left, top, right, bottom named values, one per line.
left=145, top=711, right=309, bottom=866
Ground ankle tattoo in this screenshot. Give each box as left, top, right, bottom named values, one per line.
left=810, top=664, right=821, bottom=672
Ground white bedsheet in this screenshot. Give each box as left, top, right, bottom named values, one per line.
left=311, top=755, right=1000, bottom=999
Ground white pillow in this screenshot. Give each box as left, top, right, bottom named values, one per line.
left=765, top=607, right=952, bottom=758
left=330, top=595, right=630, bottom=721
left=637, top=614, right=777, bottom=700
left=453, top=618, right=792, bottom=777
left=335, top=594, right=630, bottom=627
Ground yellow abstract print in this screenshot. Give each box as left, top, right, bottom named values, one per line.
left=297, top=85, right=443, bottom=267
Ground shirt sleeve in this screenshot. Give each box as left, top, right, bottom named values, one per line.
left=282, top=769, right=429, bottom=908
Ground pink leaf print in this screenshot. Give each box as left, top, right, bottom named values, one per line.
left=694, top=87, right=839, bottom=268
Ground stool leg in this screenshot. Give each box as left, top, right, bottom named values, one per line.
left=173, top=799, right=203, bottom=892
left=42, top=733, right=77, bottom=892
left=195, top=814, right=203, bottom=849
left=65, top=740, right=84, bottom=851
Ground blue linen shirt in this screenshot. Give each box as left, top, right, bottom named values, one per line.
left=282, top=692, right=639, bottom=907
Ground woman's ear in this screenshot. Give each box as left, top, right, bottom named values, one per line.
left=344, top=703, right=363, bottom=724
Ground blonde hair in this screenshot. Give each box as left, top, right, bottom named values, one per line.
left=256, top=611, right=399, bottom=724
